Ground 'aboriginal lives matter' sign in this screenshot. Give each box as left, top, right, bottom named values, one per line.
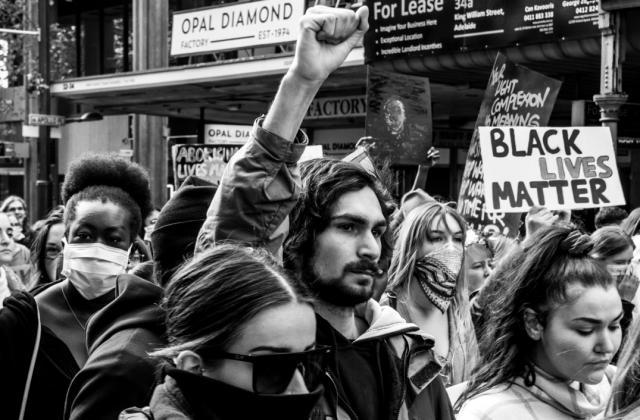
left=457, top=53, right=561, bottom=237
left=480, top=127, right=625, bottom=212
left=170, top=0, right=304, bottom=56
left=171, top=143, right=242, bottom=188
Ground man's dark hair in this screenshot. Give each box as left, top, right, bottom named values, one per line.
left=283, top=158, right=395, bottom=278
left=595, top=206, right=628, bottom=230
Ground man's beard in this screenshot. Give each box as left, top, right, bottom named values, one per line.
left=302, top=258, right=382, bottom=307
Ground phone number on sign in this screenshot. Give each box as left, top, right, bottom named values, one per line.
left=258, top=28, right=291, bottom=40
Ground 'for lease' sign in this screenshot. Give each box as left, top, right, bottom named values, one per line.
left=170, top=0, right=304, bottom=56
left=479, top=126, right=625, bottom=212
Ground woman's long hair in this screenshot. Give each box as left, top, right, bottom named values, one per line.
left=387, top=201, right=477, bottom=381
left=455, top=226, right=615, bottom=411
left=606, top=317, right=640, bottom=419
left=29, top=206, right=64, bottom=288
left=152, top=244, right=313, bottom=361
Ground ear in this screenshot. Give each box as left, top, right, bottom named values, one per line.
left=523, top=308, right=543, bottom=341
left=175, top=350, right=204, bottom=374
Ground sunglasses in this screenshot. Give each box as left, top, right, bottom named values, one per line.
left=203, top=346, right=331, bottom=394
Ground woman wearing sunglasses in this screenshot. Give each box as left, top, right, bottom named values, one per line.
left=123, top=244, right=329, bottom=420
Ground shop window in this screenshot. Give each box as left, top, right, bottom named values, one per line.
left=53, top=0, right=132, bottom=79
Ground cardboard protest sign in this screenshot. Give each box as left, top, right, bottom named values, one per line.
left=480, top=126, right=625, bottom=212
left=457, top=53, right=562, bottom=237
left=365, top=67, right=432, bottom=165
left=171, top=143, right=242, bottom=188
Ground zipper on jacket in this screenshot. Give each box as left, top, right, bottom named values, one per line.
left=326, top=371, right=359, bottom=420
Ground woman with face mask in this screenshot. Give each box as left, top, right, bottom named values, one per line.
left=122, top=244, right=329, bottom=420
left=385, top=201, right=478, bottom=386
left=25, top=154, right=152, bottom=420
left=453, top=226, right=622, bottom=420
left=590, top=226, right=638, bottom=354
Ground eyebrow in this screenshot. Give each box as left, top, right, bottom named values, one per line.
left=250, top=342, right=317, bottom=353
left=330, top=214, right=387, bottom=228
left=572, top=311, right=624, bottom=324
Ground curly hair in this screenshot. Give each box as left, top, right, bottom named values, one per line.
left=61, top=153, right=152, bottom=240
left=455, top=226, right=614, bottom=411
left=283, top=158, right=395, bottom=280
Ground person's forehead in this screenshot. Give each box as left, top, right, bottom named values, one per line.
left=466, top=244, right=491, bottom=260
left=72, top=200, right=130, bottom=227
left=330, top=188, right=385, bottom=223
left=430, top=213, right=462, bottom=234
left=555, top=283, right=621, bottom=320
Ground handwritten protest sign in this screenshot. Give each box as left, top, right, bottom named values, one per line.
left=457, top=53, right=562, bottom=237
left=480, top=126, right=625, bottom=212
left=366, top=67, right=432, bottom=165
left=171, top=143, right=242, bottom=188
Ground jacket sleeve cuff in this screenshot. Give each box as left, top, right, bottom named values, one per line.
left=252, top=116, right=308, bottom=164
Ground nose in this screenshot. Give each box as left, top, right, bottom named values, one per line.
left=0, top=231, right=10, bottom=245
left=357, top=230, right=381, bottom=262
left=595, top=330, right=619, bottom=356
left=284, top=369, right=309, bottom=395
left=483, top=261, right=493, bottom=278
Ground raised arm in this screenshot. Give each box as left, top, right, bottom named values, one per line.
left=195, top=6, right=369, bottom=256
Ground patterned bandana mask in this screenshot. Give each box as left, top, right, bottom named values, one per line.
left=414, top=242, right=463, bottom=313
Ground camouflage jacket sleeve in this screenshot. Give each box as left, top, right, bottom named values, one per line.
left=195, top=117, right=307, bottom=256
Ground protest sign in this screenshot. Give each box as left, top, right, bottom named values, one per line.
left=171, top=143, right=242, bottom=188
left=365, top=67, right=432, bottom=165
left=457, top=53, right=562, bottom=237
left=480, top=126, right=625, bottom=212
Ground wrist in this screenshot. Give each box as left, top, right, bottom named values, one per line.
left=282, top=69, right=325, bottom=94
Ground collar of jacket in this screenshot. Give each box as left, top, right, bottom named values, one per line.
left=352, top=299, right=444, bottom=395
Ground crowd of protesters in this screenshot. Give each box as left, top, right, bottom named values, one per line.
left=2, top=5, right=640, bottom=420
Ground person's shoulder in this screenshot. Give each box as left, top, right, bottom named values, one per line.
left=456, top=383, right=533, bottom=420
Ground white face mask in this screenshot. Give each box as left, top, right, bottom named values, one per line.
left=62, top=242, right=130, bottom=300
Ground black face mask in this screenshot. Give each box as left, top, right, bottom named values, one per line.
left=167, top=368, right=324, bottom=420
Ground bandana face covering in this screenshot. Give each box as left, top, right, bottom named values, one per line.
left=414, top=242, right=463, bottom=313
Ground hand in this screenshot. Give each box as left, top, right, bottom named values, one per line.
left=289, top=5, right=369, bottom=86
left=525, top=207, right=558, bottom=240
left=425, top=147, right=440, bottom=167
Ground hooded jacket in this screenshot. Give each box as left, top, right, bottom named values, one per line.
left=64, top=274, right=166, bottom=420
left=314, top=299, right=454, bottom=420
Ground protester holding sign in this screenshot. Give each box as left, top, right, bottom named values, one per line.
left=453, top=226, right=621, bottom=420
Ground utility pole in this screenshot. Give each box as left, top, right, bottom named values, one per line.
left=34, top=0, right=56, bottom=219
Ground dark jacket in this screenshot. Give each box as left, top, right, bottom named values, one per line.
left=0, top=291, right=39, bottom=420
left=315, top=300, right=454, bottom=420
left=26, top=283, right=80, bottom=420
left=64, top=274, right=166, bottom=420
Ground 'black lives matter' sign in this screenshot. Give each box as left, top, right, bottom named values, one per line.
left=479, top=127, right=625, bottom=212
left=456, top=53, right=561, bottom=237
